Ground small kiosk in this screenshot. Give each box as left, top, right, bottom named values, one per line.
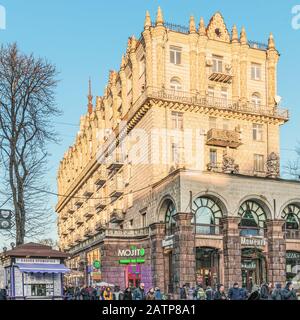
left=0, top=242, right=69, bottom=300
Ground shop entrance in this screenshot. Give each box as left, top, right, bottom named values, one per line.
left=241, top=248, right=267, bottom=291
left=196, top=247, right=219, bottom=288
left=126, top=264, right=141, bottom=288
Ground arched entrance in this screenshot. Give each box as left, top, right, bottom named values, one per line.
left=241, top=248, right=267, bottom=291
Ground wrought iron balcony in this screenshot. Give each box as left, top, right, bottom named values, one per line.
left=106, top=227, right=150, bottom=238
left=83, top=206, right=94, bottom=219
left=109, top=177, right=124, bottom=199
left=107, top=152, right=124, bottom=171
left=206, top=128, right=242, bottom=148
left=94, top=166, right=107, bottom=187
left=285, top=229, right=300, bottom=240
left=76, top=217, right=84, bottom=226
left=95, top=199, right=107, bottom=212
left=110, top=208, right=125, bottom=223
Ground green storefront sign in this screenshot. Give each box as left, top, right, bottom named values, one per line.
left=118, top=245, right=145, bottom=264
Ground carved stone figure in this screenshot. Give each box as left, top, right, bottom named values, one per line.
left=222, top=152, right=239, bottom=174
left=266, top=152, right=280, bottom=178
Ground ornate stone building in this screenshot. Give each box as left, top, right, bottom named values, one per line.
left=56, top=8, right=300, bottom=293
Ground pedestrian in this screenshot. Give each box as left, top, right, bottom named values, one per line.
left=196, top=284, right=206, bottom=300
left=146, top=287, right=156, bottom=300
left=271, top=283, right=283, bottom=300
left=103, top=286, right=113, bottom=300
left=81, top=286, right=89, bottom=300
left=113, top=286, right=123, bottom=300
left=214, top=284, right=228, bottom=300
left=0, top=287, right=7, bottom=301
left=228, top=282, right=243, bottom=300
left=205, top=286, right=215, bottom=300
left=282, top=281, right=298, bottom=300
left=247, top=285, right=260, bottom=300
left=260, top=282, right=272, bottom=300
left=154, top=287, right=162, bottom=300
left=133, top=283, right=146, bottom=300
left=91, top=286, right=97, bottom=300
left=74, top=286, right=81, bottom=300
left=123, top=287, right=133, bottom=300
left=180, top=285, right=187, bottom=300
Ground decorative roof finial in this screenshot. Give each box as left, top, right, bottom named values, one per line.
left=189, top=15, right=196, bottom=33
left=268, top=32, right=275, bottom=49
left=231, top=25, right=238, bottom=42
left=156, top=6, right=164, bottom=26
left=87, top=77, right=93, bottom=115
left=144, top=10, right=151, bottom=30
left=130, top=35, right=137, bottom=51
left=121, top=54, right=126, bottom=69
left=240, top=26, right=247, bottom=45
left=199, top=17, right=206, bottom=36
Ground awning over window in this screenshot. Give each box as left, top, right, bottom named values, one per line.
left=15, top=263, right=70, bottom=274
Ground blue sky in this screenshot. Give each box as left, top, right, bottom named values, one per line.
left=0, top=0, right=299, bottom=245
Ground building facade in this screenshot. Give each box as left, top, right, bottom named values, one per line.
left=56, top=8, right=300, bottom=293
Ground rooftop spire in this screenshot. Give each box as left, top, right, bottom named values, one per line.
left=231, top=24, right=238, bottom=42
left=156, top=6, right=164, bottom=26
left=240, top=26, right=247, bottom=45
left=199, top=17, right=206, bottom=36
left=144, top=10, right=151, bottom=30
left=87, top=77, right=93, bottom=115
left=189, top=15, right=196, bottom=33
left=268, top=32, right=275, bottom=49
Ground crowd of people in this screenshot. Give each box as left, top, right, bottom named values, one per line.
left=63, top=281, right=298, bottom=301
left=179, top=281, right=298, bottom=300
left=63, top=283, right=165, bottom=300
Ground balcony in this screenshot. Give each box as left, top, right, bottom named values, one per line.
left=61, top=212, right=68, bottom=220
left=84, top=226, right=93, bottom=237
left=83, top=206, right=94, bottom=220
left=74, top=198, right=84, bottom=208
left=68, top=225, right=75, bottom=232
left=94, top=167, right=107, bottom=187
left=67, top=206, right=75, bottom=215
left=285, top=229, right=300, bottom=240
left=110, top=208, right=125, bottom=223
left=76, top=217, right=84, bottom=226
left=194, top=224, right=222, bottom=235
left=109, top=177, right=124, bottom=200
left=95, top=199, right=107, bottom=212
left=209, top=71, right=233, bottom=84
left=74, top=234, right=81, bottom=243
left=107, top=152, right=124, bottom=171
left=206, top=128, right=242, bottom=148
left=95, top=220, right=106, bottom=231
left=61, top=230, right=68, bottom=236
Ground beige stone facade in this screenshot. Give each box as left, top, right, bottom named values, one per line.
left=56, top=8, right=300, bottom=293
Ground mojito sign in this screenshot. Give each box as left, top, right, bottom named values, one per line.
left=118, top=245, right=145, bottom=264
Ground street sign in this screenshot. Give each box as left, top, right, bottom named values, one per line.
left=0, top=209, right=12, bottom=230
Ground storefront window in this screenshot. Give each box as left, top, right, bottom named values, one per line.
left=195, top=247, right=219, bottom=289
left=239, top=201, right=266, bottom=236
left=192, top=197, right=222, bottom=235
left=286, top=251, right=300, bottom=290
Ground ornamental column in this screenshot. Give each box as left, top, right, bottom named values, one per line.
left=267, top=33, right=279, bottom=109
left=149, top=223, right=166, bottom=292
left=142, top=11, right=153, bottom=91
left=109, top=71, right=119, bottom=128
left=173, top=212, right=196, bottom=294
left=189, top=16, right=198, bottom=94
left=239, top=27, right=249, bottom=104
left=129, top=36, right=139, bottom=104
left=221, top=216, right=242, bottom=289
left=198, top=18, right=208, bottom=98
left=119, top=56, right=128, bottom=117
left=266, top=219, right=286, bottom=285
left=231, top=25, right=240, bottom=102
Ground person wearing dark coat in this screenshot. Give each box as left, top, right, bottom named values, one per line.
left=260, top=282, right=272, bottom=300
left=205, top=286, right=215, bottom=300
left=214, top=284, right=227, bottom=300
left=123, top=287, right=133, bottom=300
left=0, top=288, right=7, bottom=300
left=271, top=283, right=283, bottom=300
left=282, top=282, right=298, bottom=300
left=228, top=283, right=243, bottom=300
left=133, top=283, right=146, bottom=300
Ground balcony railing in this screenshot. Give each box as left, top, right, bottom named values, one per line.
left=95, top=220, right=106, bottom=231
left=95, top=199, right=107, bottom=212
left=94, top=166, right=107, bottom=187
left=106, top=227, right=150, bottom=238
left=239, top=226, right=267, bottom=237
left=194, top=223, right=222, bottom=235
left=61, top=212, right=68, bottom=220
left=209, top=71, right=233, bottom=84
left=107, top=152, right=124, bottom=171
left=76, top=217, right=84, bottom=226
left=285, top=229, right=300, bottom=240
left=110, top=208, right=125, bottom=223
left=206, top=128, right=242, bottom=148
left=83, top=206, right=94, bottom=219
left=68, top=225, right=75, bottom=232
left=109, top=177, right=124, bottom=199
left=147, top=87, right=289, bottom=120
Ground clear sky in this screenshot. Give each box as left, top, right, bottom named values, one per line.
left=0, top=0, right=299, bottom=247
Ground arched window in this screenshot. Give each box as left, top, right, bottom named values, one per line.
left=192, top=197, right=222, bottom=235
left=239, top=200, right=267, bottom=236
left=165, top=200, right=177, bottom=235
left=170, top=77, right=182, bottom=91
left=251, top=93, right=262, bottom=108
left=282, top=204, right=300, bottom=230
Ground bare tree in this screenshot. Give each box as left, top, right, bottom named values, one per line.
left=0, top=43, right=60, bottom=245
left=285, top=144, right=300, bottom=180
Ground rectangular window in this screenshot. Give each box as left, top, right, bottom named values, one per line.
left=212, top=55, right=223, bottom=73
left=254, top=154, right=264, bottom=172
left=171, top=111, right=183, bottom=130
left=253, top=124, right=263, bottom=141
left=221, top=87, right=228, bottom=100
left=142, top=213, right=147, bottom=228
left=251, top=63, right=262, bottom=80
left=170, top=46, right=182, bottom=65
left=209, top=117, right=217, bottom=129
left=210, top=149, right=217, bottom=166
left=208, top=86, right=215, bottom=97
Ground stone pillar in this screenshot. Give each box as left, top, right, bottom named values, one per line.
left=129, top=36, right=139, bottom=104
left=142, top=27, right=153, bottom=91
left=119, top=58, right=128, bottom=117
left=239, top=28, right=248, bottom=104
left=173, top=212, right=196, bottom=294
left=266, top=219, right=286, bottom=285
left=198, top=18, right=208, bottom=98
left=149, top=223, right=166, bottom=292
left=231, top=25, right=240, bottom=102
left=221, top=217, right=242, bottom=289
left=189, top=19, right=198, bottom=94
left=267, top=34, right=279, bottom=108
